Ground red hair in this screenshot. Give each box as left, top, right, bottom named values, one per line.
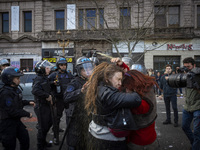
left=122, top=70, right=158, bottom=98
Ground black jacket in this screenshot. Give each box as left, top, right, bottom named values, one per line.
left=0, top=86, right=30, bottom=120
left=32, top=75, right=51, bottom=104
left=160, top=74, right=177, bottom=97
left=64, top=76, right=86, bottom=104
left=48, top=71, right=74, bottom=98
left=96, top=84, right=141, bottom=115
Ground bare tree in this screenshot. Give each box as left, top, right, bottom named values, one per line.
left=82, top=0, right=177, bottom=62
left=55, top=0, right=188, bottom=63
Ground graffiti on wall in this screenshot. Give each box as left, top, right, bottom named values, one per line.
left=11, top=61, right=20, bottom=68
left=10, top=61, right=39, bottom=71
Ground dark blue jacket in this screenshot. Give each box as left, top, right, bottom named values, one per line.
left=0, top=86, right=30, bottom=120
left=160, top=74, right=177, bottom=97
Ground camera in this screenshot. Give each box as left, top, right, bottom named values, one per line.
left=167, top=67, right=200, bottom=89
left=176, top=66, right=190, bottom=73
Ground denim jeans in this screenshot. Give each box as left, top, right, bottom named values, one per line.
left=163, top=95, right=178, bottom=123
left=182, top=109, right=200, bottom=150
left=177, top=88, right=182, bottom=94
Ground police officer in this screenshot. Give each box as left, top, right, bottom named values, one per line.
left=0, top=66, right=34, bottom=150
left=32, top=60, right=54, bottom=150
left=0, top=59, right=10, bottom=88
left=131, top=64, right=147, bottom=75
left=0, top=58, right=10, bottom=72
left=48, top=57, right=74, bottom=133
left=89, top=51, right=99, bottom=67
left=63, top=56, right=94, bottom=150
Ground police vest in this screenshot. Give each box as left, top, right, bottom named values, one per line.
left=0, top=86, right=23, bottom=120
left=58, top=71, right=74, bottom=93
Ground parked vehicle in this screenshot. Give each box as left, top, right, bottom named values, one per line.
left=20, top=72, right=37, bottom=101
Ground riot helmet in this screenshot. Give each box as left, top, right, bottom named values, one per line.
left=56, top=57, right=67, bottom=69
left=89, top=56, right=99, bottom=66
left=1, top=66, right=23, bottom=85
left=131, top=64, right=147, bottom=75
left=122, top=57, right=133, bottom=68
left=35, top=60, right=54, bottom=75
left=0, top=59, right=10, bottom=70
left=76, top=56, right=94, bottom=79
left=89, top=51, right=99, bottom=66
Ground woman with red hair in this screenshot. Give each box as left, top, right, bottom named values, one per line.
left=122, top=70, right=159, bottom=150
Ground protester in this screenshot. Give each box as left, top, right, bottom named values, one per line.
left=159, top=64, right=178, bottom=127
left=63, top=56, right=94, bottom=150
left=85, top=62, right=141, bottom=150
left=48, top=57, right=74, bottom=137
left=122, top=70, right=159, bottom=150
left=155, top=71, right=162, bottom=96
left=32, top=60, right=54, bottom=150
left=181, top=57, right=200, bottom=150
left=147, top=68, right=153, bottom=76
left=25, top=67, right=30, bottom=72
left=0, top=66, right=34, bottom=150
left=150, top=71, right=155, bottom=78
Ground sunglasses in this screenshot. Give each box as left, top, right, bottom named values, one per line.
left=59, top=64, right=66, bottom=66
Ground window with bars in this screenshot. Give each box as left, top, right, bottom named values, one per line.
left=154, top=56, right=180, bottom=73
left=194, top=56, right=200, bottom=67
left=154, top=6, right=180, bottom=28
left=24, top=11, right=32, bottom=32
left=2, top=12, right=9, bottom=33
left=120, top=7, right=131, bottom=29
left=20, top=59, right=33, bottom=71
left=55, top=10, right=64, bottom=30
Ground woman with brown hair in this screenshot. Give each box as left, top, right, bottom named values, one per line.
left=122, top=70, right=159, bottom=150
left=85, top=62, right=141, bottom=150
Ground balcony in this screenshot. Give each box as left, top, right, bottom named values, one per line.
left=37, top=27, right=195, bottom=42
left=151, top=27, right=194, bottom=39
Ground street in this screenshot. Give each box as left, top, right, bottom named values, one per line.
left=1, top=94, right=191, bottom=150
left=156, top=95, right=191, bottom=150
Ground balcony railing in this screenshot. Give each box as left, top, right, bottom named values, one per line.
left=32, top=27, right=196, bottom=41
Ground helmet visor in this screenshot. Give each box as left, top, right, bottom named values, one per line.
left=81, top=63, right=94, bottom=77
left=41, top=60, right=55, bottom=69
left=131, top=64, right=147, bottom=74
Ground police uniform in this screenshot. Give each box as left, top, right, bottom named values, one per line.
left=32, top=74, right=52, bottom=150
left=61, top=56, right=94, bottom=150
left=0, top=85, right=31, bottom=150
left=48, top=71, right=74, bottom=128
left=64, top=76, right=89, bottom=150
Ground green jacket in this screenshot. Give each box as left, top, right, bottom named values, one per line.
left=184, top=88, right=200, bottom=112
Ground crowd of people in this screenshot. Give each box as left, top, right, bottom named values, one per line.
left=0, top=55, right=199, bottom=150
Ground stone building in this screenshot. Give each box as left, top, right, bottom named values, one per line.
left=0, top=0, right=200, bottom=73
